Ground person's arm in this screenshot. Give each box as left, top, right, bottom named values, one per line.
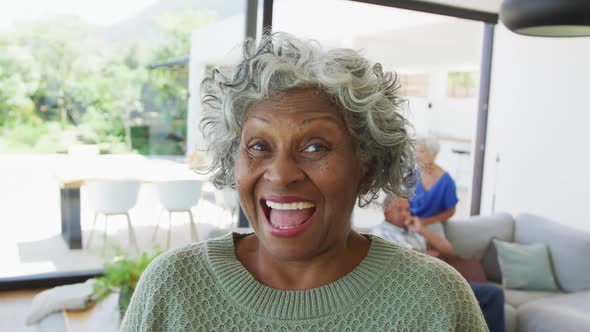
left=420, top=226, right=454, bottom=256
left=419, top=206, right=456, bottom=226
left=406, top=217, right=454, bottom=256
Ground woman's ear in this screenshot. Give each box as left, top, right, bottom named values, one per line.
left=357, top=161, right=370, bottom=192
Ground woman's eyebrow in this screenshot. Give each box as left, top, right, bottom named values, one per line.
left=301, top=115, right=344, bottom=127
left=246, top=115, right=271, bottom=124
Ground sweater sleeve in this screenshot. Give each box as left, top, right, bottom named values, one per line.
left=435, top=261, right=489, bottom=332
left=453, top=280, right=489, bottom=331
left=119, top=252, right=173, bottom=332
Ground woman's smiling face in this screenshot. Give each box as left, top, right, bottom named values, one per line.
left=235, top=88, right=365, bottom=261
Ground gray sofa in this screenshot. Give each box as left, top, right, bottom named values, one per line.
left=444, top=213, right=590, bottom=332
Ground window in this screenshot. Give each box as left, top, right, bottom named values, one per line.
left=398, top=73, right=430, bottom=98
left=447, top=71, right=478, bottom=98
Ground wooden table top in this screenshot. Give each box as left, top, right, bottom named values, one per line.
left=52, top=154, right=208, bottom=189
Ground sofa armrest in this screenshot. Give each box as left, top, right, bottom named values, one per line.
left=444, top=212, right=514, bottom=259
left=515, top=213, right=590, bottom=293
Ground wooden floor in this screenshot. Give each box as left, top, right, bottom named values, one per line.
left=0, top=289, right=119, bottom=332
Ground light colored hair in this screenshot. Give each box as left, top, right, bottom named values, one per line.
left=382, top=195, right=396, bottom=212
left=200, top=32, right=416, bottom=206
left=416, top=135, right=440, bottom=157
left=382, top=195, right=408, bottom=212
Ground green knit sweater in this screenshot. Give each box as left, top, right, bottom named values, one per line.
left=121, top=233, right=488, bottom=331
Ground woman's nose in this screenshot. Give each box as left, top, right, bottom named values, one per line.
left=263, top=152, right=305, bottom=186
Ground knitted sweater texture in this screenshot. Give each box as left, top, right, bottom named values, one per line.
left=121, top=233, right=488, bottom=331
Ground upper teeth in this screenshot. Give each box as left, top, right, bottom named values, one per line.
left=266, top=201, right=316, bottom=210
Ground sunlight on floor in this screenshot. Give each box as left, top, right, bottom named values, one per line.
left=0, top=155, right=237, bottom=279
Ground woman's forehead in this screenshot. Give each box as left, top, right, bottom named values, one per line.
left=252, top=89, right=335, bottom=111
left=246, top=89, right=344, bottom=124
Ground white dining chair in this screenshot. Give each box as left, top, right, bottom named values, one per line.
left=84, top=180, right=141, bottom=253
left=152, top=180, right=203, bottom=249
left=215, top=188, right=240, bottom=227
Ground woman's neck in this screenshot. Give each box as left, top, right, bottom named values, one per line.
left=237, top=232, right=369, bottom=291
left=421, top=162, right=437, bottom=174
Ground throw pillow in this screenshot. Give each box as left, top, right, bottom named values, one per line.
left=440, top=254, right=487, bottom=283
left=481, top=239, right=502, bottom=283
left=493, top=239, right=560, bottom=291
left=26, top=279, right=97, bottom=325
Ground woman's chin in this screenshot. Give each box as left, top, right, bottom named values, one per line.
left=255, top=217, right=323, bottom=261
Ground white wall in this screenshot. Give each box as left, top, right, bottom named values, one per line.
left=481, top=25, right=590, bottom=231
left=187, top=12, right=260, bottom=153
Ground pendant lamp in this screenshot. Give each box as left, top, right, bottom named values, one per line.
left=500, top=0, right=590, bottom=37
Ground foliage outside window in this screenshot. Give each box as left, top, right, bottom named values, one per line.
left=0, top=9, right=216, bottom=155
left=447, top=71, right=478, bottom=98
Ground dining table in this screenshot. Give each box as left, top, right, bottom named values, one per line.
left=52, top=154, right=205, bottom=249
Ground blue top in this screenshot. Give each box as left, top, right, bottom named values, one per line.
left=410, top=172, right=458, bottom=218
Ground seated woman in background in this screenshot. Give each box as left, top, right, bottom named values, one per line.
left=120, top=32, right=487, bottom=331
left=374, top=196, right=506, bottom=332
left=410, top=135, right=458, bottom=236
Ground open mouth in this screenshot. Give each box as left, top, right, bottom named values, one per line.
left=260, top=199, right=317, bottom=230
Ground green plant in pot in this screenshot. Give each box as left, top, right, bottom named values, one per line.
left=92, top=250, right=162, bottom=318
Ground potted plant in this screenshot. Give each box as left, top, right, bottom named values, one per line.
left=92, top=250, right=162, bottom=318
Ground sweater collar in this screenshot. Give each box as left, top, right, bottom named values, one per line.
left=206, top=233, right=393, bottom=320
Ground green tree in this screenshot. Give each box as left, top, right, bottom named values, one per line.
left=153, top=10, right=217, bottom=60
left=142, top=10, right=216, bottom=154
left=8, top=17, right=147, bottom=152
left=0, top=8, right=218, bottom=154
left=0, top=37, right=40, bottom=126
left=15, top=17, right=92, bottom=123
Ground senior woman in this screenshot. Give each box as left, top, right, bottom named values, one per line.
left=409, top=136, right=459, bottom=238
left=121, top=33, right=487, bottom=331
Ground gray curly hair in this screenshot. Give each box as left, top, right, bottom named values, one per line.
left=200, top=32, right=416, bottom=206
left=416, top=135, right=440, bottom=156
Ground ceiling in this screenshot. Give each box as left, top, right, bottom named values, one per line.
left=417, top=0, right=503, bottom=13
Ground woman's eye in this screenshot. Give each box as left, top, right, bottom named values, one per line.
left=304, top=143, right=327, bottom=153
left=250, top=143, right=268, bottom=151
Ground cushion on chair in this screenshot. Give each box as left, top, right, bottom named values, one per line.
left=515, top=213, right=590, bottom=293
left=518, top=290, right=590, bottom=332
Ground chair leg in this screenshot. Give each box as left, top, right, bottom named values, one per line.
left=86, top=213, right=99, bottom=249
left=166, top=211, right=172, bottom=250
left=152, top=208, right=165, bottom=244
left=102, top=214, right=108, bottom=256
left=125, top=213, right=140, bottom=253
left=230, top=208, right=237, bottom=227
left=188, top=210, right=198, bottom=242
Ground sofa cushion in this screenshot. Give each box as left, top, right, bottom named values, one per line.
left=494, top=239, right=560, bottom=291
left=503, top=287, right=562, bottom=308
left=518, top=290, right=590, bottom=332
left=481, top=239, right=502, bottom=283
left=439, top=255, right=487, bottom=283
left=504, top=304, right=517, bottom=332
left=515, top=213, right=590, bottom=292
left=445, top=213, right=514, bottom=260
